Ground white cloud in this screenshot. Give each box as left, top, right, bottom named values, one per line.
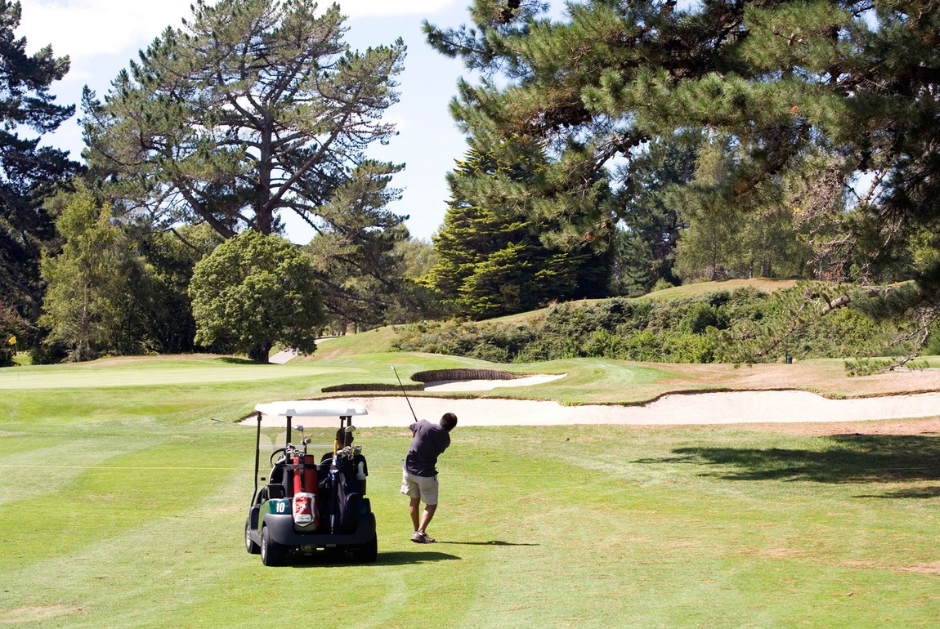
left=340, top=0, right=457, bottom=18
left=17, top=0, right=460, bottom=58
left=18, top=0, right=195, bottom=58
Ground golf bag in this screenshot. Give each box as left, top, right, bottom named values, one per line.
left=317, top=453, right=368, bottom=533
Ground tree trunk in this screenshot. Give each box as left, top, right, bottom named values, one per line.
left=256, top=126, right=273, bottom=234
left=248, top=340, right=272, bottom=363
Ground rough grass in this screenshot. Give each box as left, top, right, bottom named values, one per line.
left=446, top=278, right=799, bottom=326
left=305, top=327, right=401, bottom=360
left=2, top=355, right=940, bottom=627
left=640, top=278, right=799, bottom=300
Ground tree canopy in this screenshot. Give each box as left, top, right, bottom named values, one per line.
left=83, top=0, right=406, bottom=240
left=305, top=160, right=415, bottom=329
left=0, top=0, right=76, bottom=319
left=426, top=0, right=940, bottom=349
left=189, top=230, right=325, bottom=362
left=427, top=142, right=610, bottom=319
left=39, top=189, right=147, bottom=361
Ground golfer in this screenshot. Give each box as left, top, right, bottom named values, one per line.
left=401, top=412, right=457, bottom=543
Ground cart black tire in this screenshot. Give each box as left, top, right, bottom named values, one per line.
left=260, top=526, right=286, bottom=566
left=245, top=520, right=260, bottom=555
left=357, top=534, right=378, bottom=563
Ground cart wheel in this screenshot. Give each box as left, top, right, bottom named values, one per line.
left=260, top=526, right=286, bottom=566
left=245, top=520, right=260, bottom=555
left=358, top=534, right=378, bottom=564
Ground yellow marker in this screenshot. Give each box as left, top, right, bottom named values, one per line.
left=7, top=336, right=15, bottom=346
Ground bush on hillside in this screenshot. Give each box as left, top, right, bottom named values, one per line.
left=393, top=287, right=904, bottom=364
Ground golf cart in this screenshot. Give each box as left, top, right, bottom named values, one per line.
left=244, top=401, right=377, bottom=566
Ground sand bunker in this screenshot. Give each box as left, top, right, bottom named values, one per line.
left=423, top=373, right=566, bottom=392
left=245, top=389, right=940, bottom=428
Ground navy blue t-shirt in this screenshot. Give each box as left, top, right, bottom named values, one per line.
left=405, top=420, right=450, bottom=477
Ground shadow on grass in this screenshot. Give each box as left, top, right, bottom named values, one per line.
left=215, top=356, right=260, bottom=365
left=441, top=541, right=539, bottom=547
left=638, top=434, right=940, bottom=493
left=377, top=551, right=461, bottom=564
left=287, top=551, right=461, bottom=568
left=287, top=550, right=460, bottom=568
left=856, top=486, right=940, bottom=499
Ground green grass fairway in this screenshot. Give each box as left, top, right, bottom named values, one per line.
left=2, top=355, right=940, bottom=627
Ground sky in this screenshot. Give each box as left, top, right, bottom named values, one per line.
left=15, top=0, right=489, bottom=243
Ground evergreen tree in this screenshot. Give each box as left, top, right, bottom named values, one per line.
left=133, top=223, right=224, bottom=353
left=672, top=137, right=748, bottom=280
left=306, top=160, right=414, bottom=329
left=610, top=131, right=702, bottom=293
left=83, top=0, right=405, bottom=240
left=427, top=0, right=940, bottom=354
left=428, top=141, right=610, bottom=320
left=0, top=298, right=24, bottom=366
left=673, top=137, right=819, bottom=281
left=38, top=190, right=146, bottom=361
left=0, top=1, right=76, bottom=321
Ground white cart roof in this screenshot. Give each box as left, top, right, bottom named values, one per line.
left=254, top=400, right=368, bottom=418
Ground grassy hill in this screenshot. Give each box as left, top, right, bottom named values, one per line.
left=479, top=278, right=798, bottom=324
left=308, top=278, right=806, bottom=362
left=392, top=279, right=921, bottom=366
left=639, top=277, right=799, bottom=300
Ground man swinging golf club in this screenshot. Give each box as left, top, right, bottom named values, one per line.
left=401, top=412, right=457, bottom=543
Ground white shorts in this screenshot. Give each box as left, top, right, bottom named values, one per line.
left=400, top=469, right=439, bottom=505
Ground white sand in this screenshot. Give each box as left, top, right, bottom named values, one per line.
left=244, top=389, right=940, bottom=428
left=423, top=374, right=566, bottom=392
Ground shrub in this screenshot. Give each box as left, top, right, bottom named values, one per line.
left=392, top=286, right=903, bottom=365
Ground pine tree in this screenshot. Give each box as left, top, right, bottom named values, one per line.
left=83, top=0, right=405, bottom=240
left=83, top=0, right=411, bottom=342
left=611, top=131, right=702, bottom=293
left=0, top=1, right=76, bottom=321
left=306, top=160, right=414, bottom=329
left=428, top=0, right=940, bottom=353
left=428, top=141, right=609, bottom=320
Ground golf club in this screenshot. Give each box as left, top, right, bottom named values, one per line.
left=391, top=365, right=419, bottom=422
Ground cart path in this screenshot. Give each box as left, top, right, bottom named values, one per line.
left=245, top=390, right=940, bottom=428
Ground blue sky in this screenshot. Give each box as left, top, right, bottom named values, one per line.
left=16, top=0, right=492, bottom=243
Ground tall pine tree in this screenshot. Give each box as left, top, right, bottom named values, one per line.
left=0, top=1, right=76, bottom=322
left=611, top=131, right=702, bottom=293
left=428, top=139, right=610, bottom=320
left=83, top=0, right=405, bottom=240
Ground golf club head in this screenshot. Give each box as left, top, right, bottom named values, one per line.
left=345, top=425, right=356, bottom=433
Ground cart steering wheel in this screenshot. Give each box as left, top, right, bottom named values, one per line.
left=269, top=447, right=287, bottom=466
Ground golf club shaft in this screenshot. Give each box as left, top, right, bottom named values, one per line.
left=391, top=366, right=418, bottom=422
